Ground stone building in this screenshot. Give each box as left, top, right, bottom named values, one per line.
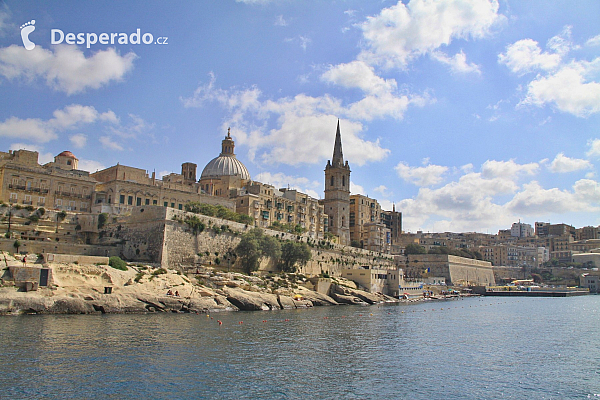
left=381, top=206, right=402, bottom=245
left=0, top=149, right=95, bottom=212
left=232, top=182, right=327, bottom=238
left=321, top=121, right=351, bottom=245
left=91, top=162, right=234, bottom=214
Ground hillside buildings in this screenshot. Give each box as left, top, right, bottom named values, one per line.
left=0, top=149, right=95, bottom=212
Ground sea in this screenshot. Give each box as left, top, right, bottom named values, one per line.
left=1, top=295, right=599, bottom=400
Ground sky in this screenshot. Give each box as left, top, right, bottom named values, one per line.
left=0, top=0, right=598, bottom=234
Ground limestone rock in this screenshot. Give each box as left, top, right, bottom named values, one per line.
left=277, top=295, right=296, bottom=309
left=332, top=284, right=381, bottom=305
left=223, top=287, right=281, bottom=311
left=330, top=291, right=366, bottom=305
left=48, top=297, right=95, bottom=314
left=297, top=288, right=338, bottom=306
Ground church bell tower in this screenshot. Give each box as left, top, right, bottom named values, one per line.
left=323, top=120, right=351, bottom=245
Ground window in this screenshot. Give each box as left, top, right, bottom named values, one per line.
left=56, top=199, right=62, bottom=206
left=178, top=204, right=183, bottom=210
left=24, top=195, right=31, bottom=204
left=171, top=203, right=175, bottom=208
left=128, top=196, right=133, bottom=205
left=38, top=197, right=45, bottom=206
left=119, top=195, right=125, bottom=204
left=153, top=200, right=158, bottom=205
left=330, top=176, right=334, bottom=186
left=136, top=197, right=142, bottom=206
left=145, top=199, right=150, bottom=205
left=164, top=202, right=168, bottom=207
left=342, top=176, right=345, bottom=187
left=67, top=160, right=72, bottom=165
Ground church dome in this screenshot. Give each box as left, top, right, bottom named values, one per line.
left=200, top=128, right=251, bottom=180
left=201, top=156, right=250, bottom=180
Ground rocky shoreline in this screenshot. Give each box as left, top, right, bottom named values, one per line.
left=0, top=254, right=407, bottom=315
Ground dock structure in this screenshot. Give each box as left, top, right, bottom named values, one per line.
left=484, top=286, right=589, bottom=297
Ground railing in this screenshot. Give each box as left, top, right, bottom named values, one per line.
left=8, top=184, right=49, bottom=193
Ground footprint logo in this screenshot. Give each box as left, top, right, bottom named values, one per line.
left=20, top=20, right=36, bottom=50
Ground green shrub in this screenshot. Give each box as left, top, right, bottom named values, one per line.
left=152, top=268, right=167, bottom=275
left=134, top=272, right=145, bottom=282
left=109, top=256, right=127, bottom=271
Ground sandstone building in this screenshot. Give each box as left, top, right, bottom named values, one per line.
left=0, top=149, right=95, bottom=212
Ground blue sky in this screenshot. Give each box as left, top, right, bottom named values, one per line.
left=0, top=0, right=598, bottom=234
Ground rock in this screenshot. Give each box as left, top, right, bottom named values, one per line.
left=0, top=296, right=51, bottom=314
left=91, top=294, right=148, bottom=314
left=332, top=284, right=381, bottom=305
left=330, top=292, right=366, bottom=305
left=277, top=295, right=296, bottom=309
left=224, top=287, right=281, bottom=311
left=187, top=297, right=237, bottom=313
left=48, top=297, right=95, bottom=314
left=297, top=289, right=339, bottom=306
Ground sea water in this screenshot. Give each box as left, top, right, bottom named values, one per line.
left=1, top=296, right=599, bottom=399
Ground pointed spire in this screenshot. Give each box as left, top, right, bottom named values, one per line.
left=332, top=119, right=344, bottom=168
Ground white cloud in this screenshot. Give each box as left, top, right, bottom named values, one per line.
left=0, top=116, right=57, bottom=142
left=373, top=185, right=389, bottom=197
left=499, top=38, right=562, bottom=75
left=395, top=161, right=448, bottom=186
left=586, top=35, right=600, bottom=47
left=395, top=156, right=599, bottom=232
left=69, top=134, right=87, bottom=149
left=321, top=61, right=397, bottom=95
left=78, top=159, right=105, bottom=173
left=284, top=36, right=311, bottom=51
left=0, top=44, right=136, bottom=95
left=431, top=50, right=481, bottom=74
left=548, top=153, right=592, bottom=173
left=350, top=181, right=365, bottom=195
left=0, top=8, right=11, bottom=37
left=99, top=136, right=124, bottom=151
left=0, top=104, right=119, bottom=143
left=587, top=138, right=600, bottom=158
left=358, top=0, right=502, bottom=69
left=506, top=180, right=599, bottom=215
left=520, top=60, right=600, bottom=117
left=274, top=15, right=288, bottom=26
left=500, top=27, right=600, bottom=117
left=480, top=159, right=538, bottom=179
left=182, top=74, right=394, bottom=167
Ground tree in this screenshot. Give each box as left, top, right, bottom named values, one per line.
left=405, top=243, right=426, bottom=255
left=350, top=240, right=362, bottom=249
left=13, top=239, right=21, bottom=254
left=279, top=241, right=312, bottom=273
left=98, top=213, right=109, bottom=229
left=235, top=229, right=281, bottom=274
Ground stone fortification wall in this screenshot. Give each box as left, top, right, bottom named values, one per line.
left=43, top=253, right=109, bottom=265
left=407, top=254, right=494, bottom=286
left=0, top=239, right=119, bottom=258
left=99, top=206, right=167, bottom=263
left=161, top=208, right=396, bottom=275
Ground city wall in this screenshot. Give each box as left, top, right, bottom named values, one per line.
left=113, top=206, right=396, bottom=275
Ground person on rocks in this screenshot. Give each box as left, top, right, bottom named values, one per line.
left=167, top=290, right=173, bottom=296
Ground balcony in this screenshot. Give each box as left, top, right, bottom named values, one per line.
left=8, top=184, right=49, bottom=194
left=22, top=200, right=32, bottom=205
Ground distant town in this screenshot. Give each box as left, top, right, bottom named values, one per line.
left=0, top=123, right=598, bottom=303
